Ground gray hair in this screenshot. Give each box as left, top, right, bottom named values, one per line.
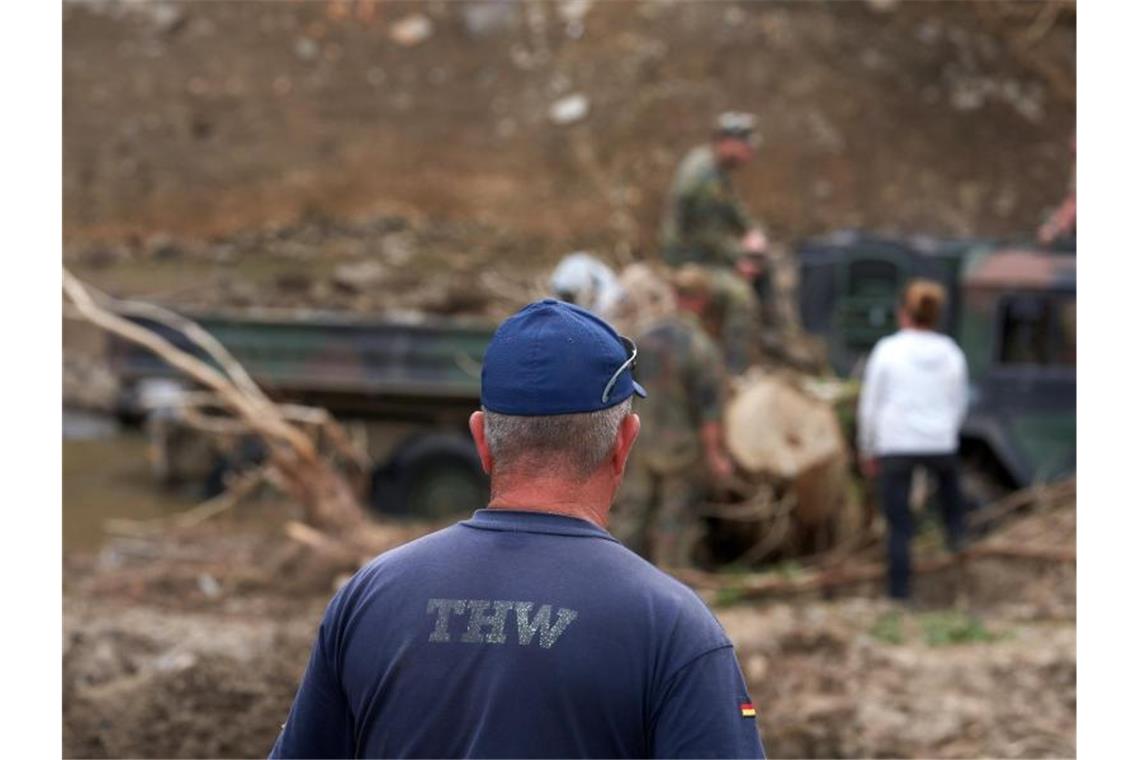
left=484, top=398, right=632, bottom=479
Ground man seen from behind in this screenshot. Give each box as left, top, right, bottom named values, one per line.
left=270, top=298, right=766, bottom=759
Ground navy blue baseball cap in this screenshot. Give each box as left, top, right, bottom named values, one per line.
left=481, top=299, right=647, bottom=415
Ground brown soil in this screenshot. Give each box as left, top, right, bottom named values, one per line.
left=63, top=492, right=1074, bottom=759
left=62, top=3, right=1076, bottom=756
left=64, top=1, right=1074, bottom=264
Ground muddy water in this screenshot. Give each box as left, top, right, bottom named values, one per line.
left=63, top=410, right=198, bottom=552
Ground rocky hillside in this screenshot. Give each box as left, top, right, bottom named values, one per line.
left=64, top=0, right=1075, bottom=262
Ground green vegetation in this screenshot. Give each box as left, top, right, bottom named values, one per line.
left=920, top=611, right=1002, bottom=646
left=773, top=560, right=804, bottom=580
left=869, top=610, right=905, bottom=644
left=870, top=609, right=1008, bottom=647
left=713, top=586, right=747, bottom=607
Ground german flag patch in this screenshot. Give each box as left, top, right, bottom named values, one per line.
left=740, top=702, right=757, bottom=718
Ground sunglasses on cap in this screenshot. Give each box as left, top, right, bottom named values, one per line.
left=601, top=335, right=637, bottom=405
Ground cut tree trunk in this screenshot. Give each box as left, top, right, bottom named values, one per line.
left=725, top=372, right=850, bottom=528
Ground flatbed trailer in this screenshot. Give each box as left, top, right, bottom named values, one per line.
left=109, top=308, right=498, bottom=518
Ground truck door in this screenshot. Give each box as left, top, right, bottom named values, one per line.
left=981, top=292, right=1077, bottom=483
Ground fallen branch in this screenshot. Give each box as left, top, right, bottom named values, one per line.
left=164, top=392, right=371, bottom=482
left=64, top=271, right=309, bottom=456
left=64, top=270, right=367, bottom=531
left=676, top=540, right=1075, bottom=602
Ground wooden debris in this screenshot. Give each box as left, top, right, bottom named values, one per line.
left=63, top=270, right=368, bottom=533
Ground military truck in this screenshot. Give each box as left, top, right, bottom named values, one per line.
left=111, top=231, right=1074, bottom=520
left=796, top=231, right=1076, bottom=500
left=110, top=309, right=497, bottom=519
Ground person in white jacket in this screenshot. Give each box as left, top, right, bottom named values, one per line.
left=857, top=279, right=969, bottom=600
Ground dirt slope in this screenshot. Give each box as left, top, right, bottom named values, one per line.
left=64, top=0, right=1075, bottom=257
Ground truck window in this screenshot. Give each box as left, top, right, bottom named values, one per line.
left=997, top=295, right=1075, bottom=367
left=998, top=296, right=1050, bottom=365
left=847, top=259, right=899, bottom=299
left=838, top=258, right=903, bottom=352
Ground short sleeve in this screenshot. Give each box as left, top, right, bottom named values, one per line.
left=268, top=607, right=355, bottom=758
left=650, top=646, right=767, bottom=759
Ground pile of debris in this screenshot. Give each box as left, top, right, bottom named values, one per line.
left=64, top=213, right=550, bottom=321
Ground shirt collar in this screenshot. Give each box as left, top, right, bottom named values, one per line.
left=460, top=508, right=619, bottom=543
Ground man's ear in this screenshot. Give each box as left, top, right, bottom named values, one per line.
left=469, top=411, right=493, bottom=475
left=611, top=412, right=641, bottom=477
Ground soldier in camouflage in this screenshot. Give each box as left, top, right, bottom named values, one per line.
left=661, top=112, right=768, bottom=373
left=614, top=266, right=733, bottom=569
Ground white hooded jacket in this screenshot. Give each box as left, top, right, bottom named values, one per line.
left=857, top=329, right=969, bottom=457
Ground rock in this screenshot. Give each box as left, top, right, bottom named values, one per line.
left=462, top=1, right=520, bottom=38
left=293, top=36, right=319, bottom=61
left=950, top=80, right=986, bottom=111
left=557, top=0, right=593, bottom=24
left=549, top=93, right=590, bottom=125
left=147, top=3, right=187, bottom=36
left=390, top=14, right=434, bottom=47
left=155, top=650, right=198, bottom=673
left=196, top=574, right=222, bottom=600
left=558, top=0, right=592, bottom=38
left=332, top=260, right=387, bottom=293
left=380, top=233, right=414, bottom=265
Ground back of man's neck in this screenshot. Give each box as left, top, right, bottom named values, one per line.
left=487, top=478, right=611, bottom=528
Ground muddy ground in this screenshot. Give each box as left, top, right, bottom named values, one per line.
left=62, top=3, right=1076, bottom=757
left=63, top=492, right=1075, bottom=759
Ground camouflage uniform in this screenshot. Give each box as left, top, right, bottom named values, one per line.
left=613, top=312, right=727, bottom=568
left=661, top=144, right=761, bottom=373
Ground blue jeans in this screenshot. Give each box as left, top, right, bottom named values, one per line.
left=877, top=453, right=964, bottom=600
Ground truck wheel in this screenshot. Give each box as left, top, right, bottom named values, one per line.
left=370, top=434, right=489, bottom=520
left=958, top=444, right=1016, bottom=536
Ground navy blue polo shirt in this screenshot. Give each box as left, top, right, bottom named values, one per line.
left=270, top=509, right=766, bottom=759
